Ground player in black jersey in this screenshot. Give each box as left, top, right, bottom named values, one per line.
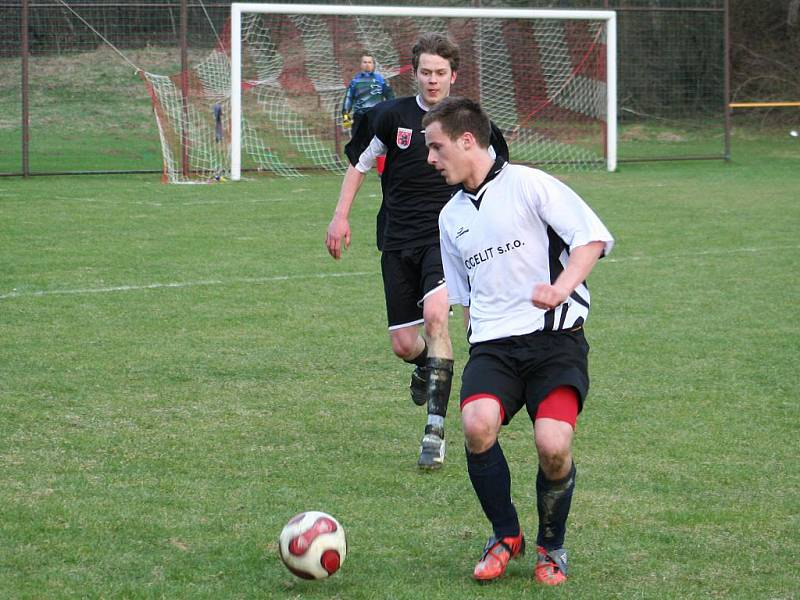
left=325, top=33, right=508, bottom=469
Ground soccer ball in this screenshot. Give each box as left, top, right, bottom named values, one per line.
left=278, top=511, right=347, bottom=579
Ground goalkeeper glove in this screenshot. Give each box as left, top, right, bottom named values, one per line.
left=342, top=113, right=352, bottom=129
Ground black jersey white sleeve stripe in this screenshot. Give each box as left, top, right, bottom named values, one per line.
left=355, top=135, right=387, bottom=173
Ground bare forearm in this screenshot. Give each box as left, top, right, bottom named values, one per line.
left=334, top=165, right=366, bottom=219
left=326, top=165, right=366, bottom=259
left=532, top=241, right=605, bottom=310
left=554, top=241, right=605, bottom=295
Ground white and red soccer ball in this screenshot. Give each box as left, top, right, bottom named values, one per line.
left=278, top=511, right=347, bottom=579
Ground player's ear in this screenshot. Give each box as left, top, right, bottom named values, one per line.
left=450, top=70, right=457, bottom=84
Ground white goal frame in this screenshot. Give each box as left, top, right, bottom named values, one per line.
left=230, top=3, right=617, bottom=179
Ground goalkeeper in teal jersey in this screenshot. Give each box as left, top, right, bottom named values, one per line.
left=342, top=54, right=395, bottom=134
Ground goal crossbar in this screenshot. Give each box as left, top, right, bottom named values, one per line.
left=230, top=3, right=617, bottom=178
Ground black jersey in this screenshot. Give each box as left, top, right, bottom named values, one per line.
left=345, top=96, right=508, bottom=252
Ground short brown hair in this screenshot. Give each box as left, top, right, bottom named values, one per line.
left=411, top=33, right=460, bottom=73
left=422, top=96, right=491, bottom=148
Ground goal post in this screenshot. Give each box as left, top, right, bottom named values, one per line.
left=230, top=3, right=617, bottom=181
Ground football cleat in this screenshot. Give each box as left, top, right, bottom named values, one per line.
left=417, top=425, right=445, bottom=469
left=534, top=546, right=568, bottom=585
left=473, top=533, right=526, bottom=582
left=409, top=366, right=428, bottom=406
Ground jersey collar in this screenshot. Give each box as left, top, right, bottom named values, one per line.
left=462, top=156, right=508, bottom=209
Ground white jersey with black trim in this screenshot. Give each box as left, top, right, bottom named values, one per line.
left=439, top=161, right=614, bottom=344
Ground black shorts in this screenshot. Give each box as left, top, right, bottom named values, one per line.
left=460, top=328, right=590, bottom=425
left=381, top=245, right=445, bottom=329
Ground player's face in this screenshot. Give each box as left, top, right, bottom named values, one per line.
left=425, top=121, right=468, bottom=185
left=360, top=56, right=375, bottom=73
left=415, top=53, right=457, bottom=107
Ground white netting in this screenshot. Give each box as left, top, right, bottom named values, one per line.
left=144, top=11, right=610, bottom=183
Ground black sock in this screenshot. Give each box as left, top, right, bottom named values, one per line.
left=403, top=342, right=428, bottom=368
left=466, top=441, right=520, bottom=539
left=536, top=462, right=576, bottom=550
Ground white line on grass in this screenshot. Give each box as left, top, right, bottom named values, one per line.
left=0, top=271, right=376, bottom=300
left=603, top=244, right=800, bottom=264
left=2, top=244, right=797, bottom=301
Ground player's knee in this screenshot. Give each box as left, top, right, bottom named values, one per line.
left=463, top=427, right=496, bottom=454
left=389, top=331, right=419, bottom=359
left=462, top=412, right=498, bottom=453
left=535, top=433, right=572, bottom=476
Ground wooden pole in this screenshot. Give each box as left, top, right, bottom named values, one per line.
left=729, top=101, right=800, bottom=109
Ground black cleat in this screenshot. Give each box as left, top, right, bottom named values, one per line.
left=409, top=366, right=428, bottom=406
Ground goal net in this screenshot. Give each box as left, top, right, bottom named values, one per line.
left=145, top=4, right=616, bottom=183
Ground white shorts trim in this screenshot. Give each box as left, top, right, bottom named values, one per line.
left=418, top=281, right=447, bottom=307
left=388, top=318, right=425, bottom=332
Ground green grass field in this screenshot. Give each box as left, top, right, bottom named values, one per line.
left=1, top=132, right=798, bottom=599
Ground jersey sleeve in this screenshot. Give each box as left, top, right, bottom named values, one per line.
left=527, top=170, right=614, bottom=257
left=354, top=136, right=387, bottom=173
left=342, top=80, right=355, bottom=114
left=370, top=101, right=395, bottom=148
left=344, top=106, right=387, bottom=168
left=439, top=205, right=471, bottom=307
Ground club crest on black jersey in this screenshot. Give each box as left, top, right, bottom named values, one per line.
left=396, top=127, right=413, bottom=149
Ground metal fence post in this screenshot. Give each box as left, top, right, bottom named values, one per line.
left=181, top=0, right=189, bottom=179
left=21, top=0, right=30, bottom=177
left=723, top=0, right=731, bottom=161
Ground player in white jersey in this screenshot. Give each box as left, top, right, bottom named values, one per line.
left=423, top=97, right=614, bottom=586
